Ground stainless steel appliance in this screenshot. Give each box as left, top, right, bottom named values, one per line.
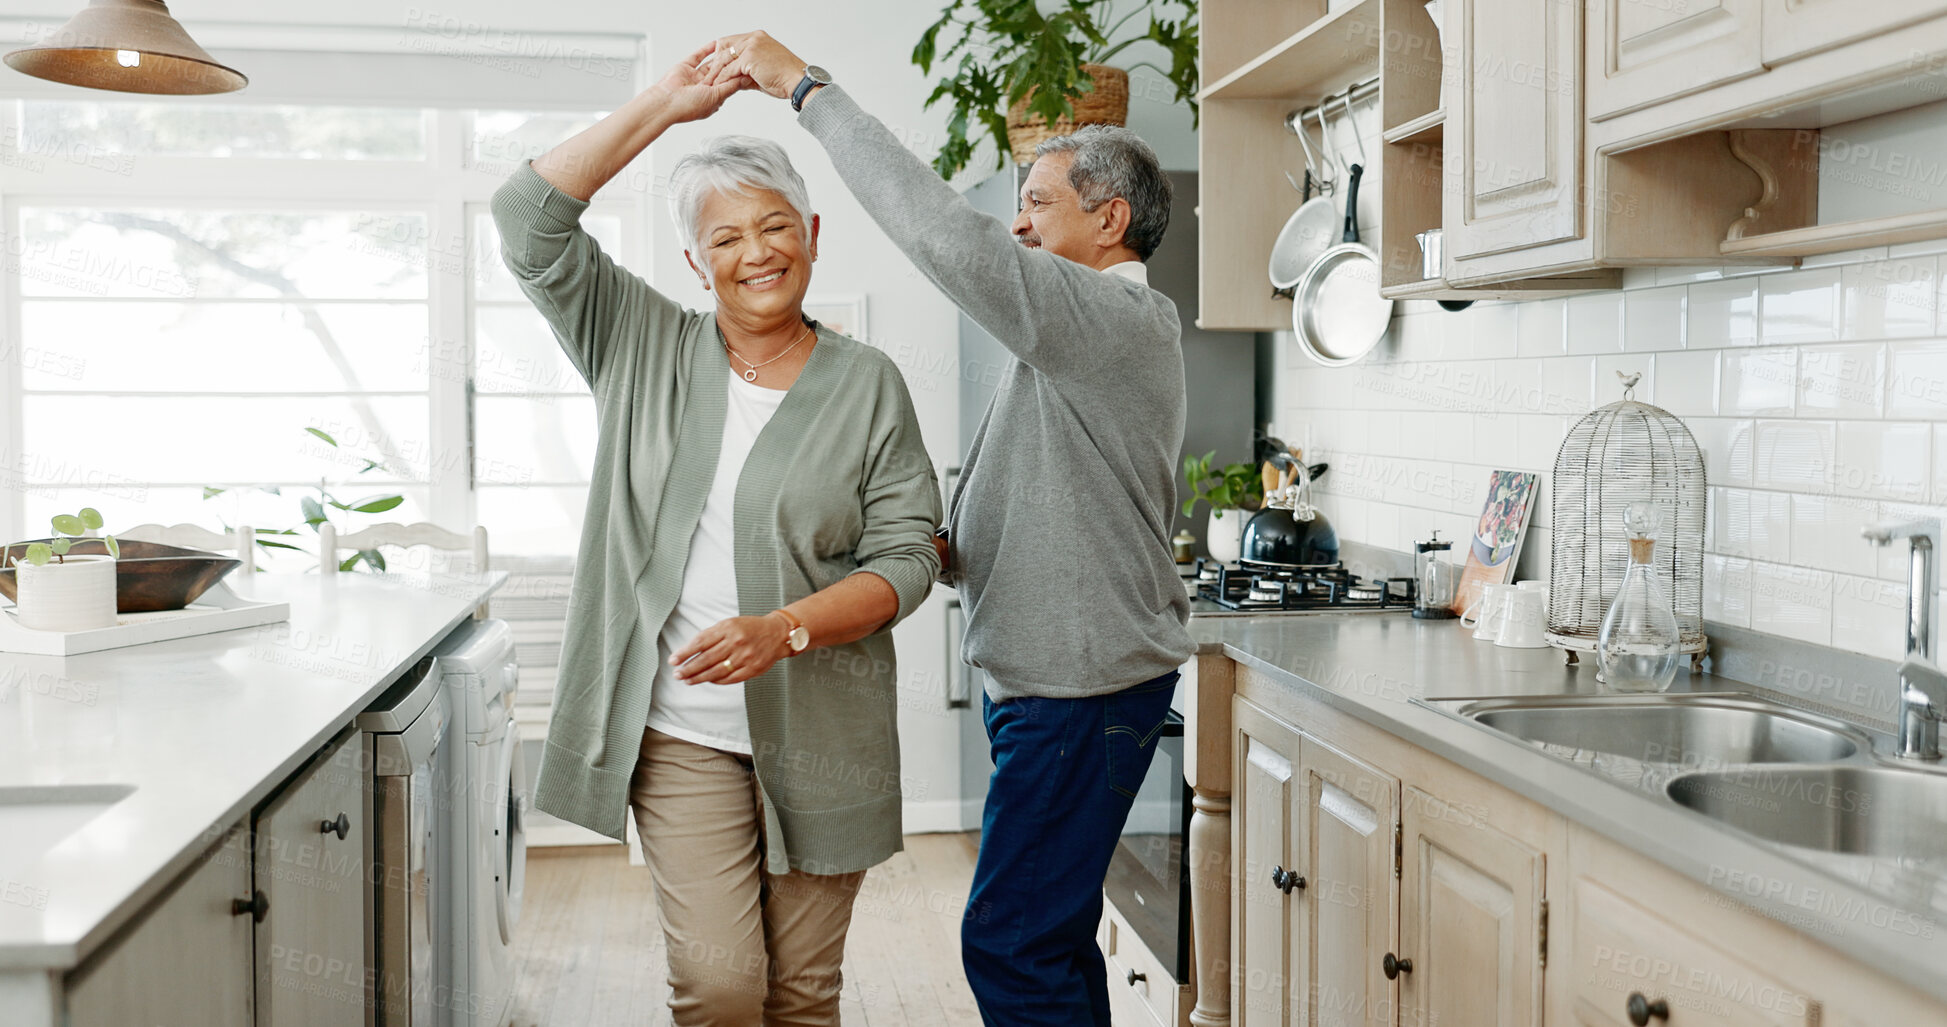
left=1191, top=558, right=1417, bottom=614
left=357, top=656, right=451, bottom=1026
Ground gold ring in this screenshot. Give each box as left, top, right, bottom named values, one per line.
left=725, top=46, right=738, bottom=59
left=722, top=658, right=736, bottom=674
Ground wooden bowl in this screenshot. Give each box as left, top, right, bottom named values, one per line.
left=0, top=539, right=242, bottom=613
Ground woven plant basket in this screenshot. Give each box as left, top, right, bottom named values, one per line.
left=1005, top=63, right=1130, bottom=164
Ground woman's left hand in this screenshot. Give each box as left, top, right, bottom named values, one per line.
left=670, top=615, right=789, bottom=685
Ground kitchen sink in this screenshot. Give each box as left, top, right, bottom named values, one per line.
left=1666, top=766, right=1947, bottom=860
left=0, top=783, right=135, bottom=874
left=1452, top=695, right=1866, bottom=767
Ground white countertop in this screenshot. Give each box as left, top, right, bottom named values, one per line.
left=0, top=571, right=504, bottom=971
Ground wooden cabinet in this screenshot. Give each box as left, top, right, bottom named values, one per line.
left=1762, top=0, right=1947, bottom=65
left=1232, top=698, right=1302, bottom=1026
left=1586, top=0, right=1764, bottom=120
left=65, top=824, right=255, bottom=1027
left=254, top=729, right=367, bottom=1027
left=1444, top=0, right=1584, bottom=263
left=1397, top=786, right=1545, bottom=1027
left=1294, top=739, right=1397, bottom=1027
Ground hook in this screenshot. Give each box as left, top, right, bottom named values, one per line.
left=1339, top=91, right=1367, bottom=169
left=1304, top=108, right=1340, bottom=190
left=1289, top=110, right=1330, bottom=194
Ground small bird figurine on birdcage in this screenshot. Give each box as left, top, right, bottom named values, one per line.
left=1546, top=371, right=1709, bottom=673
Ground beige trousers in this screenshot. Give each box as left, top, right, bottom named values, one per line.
left=628, top=727, right=867, bottom=1026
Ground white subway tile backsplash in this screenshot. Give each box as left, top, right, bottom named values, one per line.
left=1797, top=344, right=1886, bottom=419
left=1713, top=488, right=1790, bottom=562
left=1516, top=415, right=1569, bottom=470
left=1689, top=418, right=1754, bottom=487
left=1367, top=501, right=1402, bottom=553
left=1834, top=420, right=1930, bottom=502
left=1366, top=411, right=1402, bottom=457
left=1885, top=339, right=1947, bottom=419
left=1470, top=304, right=1519, bottom=360
left=1654, top=350, right=1719, bottom=417
left=1490, top=359, right=1544, bottom=416
left=1720, top=348, right=1797, bottom=416
left=1474, top=413, right=1519, bottom=468
left=1750, top=562, right=1834, bottom=646
left=1759, top=267, right=1843, bottom=345
left=1840, top=256, right=1935, bottom=340
left=1688, top=278, right=1759, bottom=347
left=1753, top=419, right=1836, bottom=492
left=1539, top=356, right=1594, bottom=416
left=1516, top=298, right=1566, bottom=357
left=1623, top=285, right=1686, bottom=352
left=1567, top=292, right=1624, bottom=354
left=1831, top=574, right=1908, bottom=658
left=1703, top=555, right=1753, bottom=628
left=1790, top=494, right=1880, bottom=577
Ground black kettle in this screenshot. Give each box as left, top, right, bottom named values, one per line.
left=1241, top=461, right=1339, bottom=567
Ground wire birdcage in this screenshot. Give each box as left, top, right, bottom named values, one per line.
left=1547, top=372, right=1708, bottom=663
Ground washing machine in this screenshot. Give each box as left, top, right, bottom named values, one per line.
left=433, top=618, right=526, bottom=1026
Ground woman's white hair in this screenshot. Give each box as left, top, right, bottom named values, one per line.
left=667, top=135, right=814, bottom=254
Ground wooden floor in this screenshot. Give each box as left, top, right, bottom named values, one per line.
left=506, top=834, right=986, bottom=1026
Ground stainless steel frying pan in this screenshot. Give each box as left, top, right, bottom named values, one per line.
left=1268, top=110, right=1339, bottom=297
left=1292, top=97, right=1394, bottom=367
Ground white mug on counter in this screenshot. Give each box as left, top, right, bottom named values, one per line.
left=1459, top=581, right=1515, bottom=640
left=1494, top=586, right=1549, bottom=648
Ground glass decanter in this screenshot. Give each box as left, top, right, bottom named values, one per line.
left=1596, top=501, right=1681, bottom=693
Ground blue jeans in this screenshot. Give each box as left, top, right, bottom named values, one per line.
left=962, top=671, right=1180, bottom=1026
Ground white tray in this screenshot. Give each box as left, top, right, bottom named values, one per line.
left=0, top=580, right=290, bottom=656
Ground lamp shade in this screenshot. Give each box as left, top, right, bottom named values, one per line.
left=4, top=0, right=246, bottom=95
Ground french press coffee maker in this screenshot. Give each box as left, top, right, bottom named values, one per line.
left=1413, top=531, right=1458, bottom=619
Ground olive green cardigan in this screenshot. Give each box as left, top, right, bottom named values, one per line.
left=492, top=163, right=942, bottom=875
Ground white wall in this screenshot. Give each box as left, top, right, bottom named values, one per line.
left=1272, top=101, right=1947, bottom=671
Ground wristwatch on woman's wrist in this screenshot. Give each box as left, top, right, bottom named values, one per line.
left=791, top=65, right=832, bottom=112
left=774, top=608, right=810, bottom=655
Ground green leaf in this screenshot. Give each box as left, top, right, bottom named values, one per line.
left=78, top=507, right=103, bottom=530
left=305, top=427, right=338, bottom=447
left=301, top=496, right=327, bottom=526
left=357, top=459, right=383, bottom=474
left=362, top=548, right=387, bottom=572
left=103, top=535, right=118, bottom=559
left=255, top=539, right=308, bottom=553
left=23, top=542, right=51, bottom=566
left=50, top=538, right=71, bottom=556
left=50, top=514, right=85, bottom=536
left=203, top=486, right=227, bottom=500
left=351, top=495, right=404, bottom=515
left=339, top=553, right=362, bottom=572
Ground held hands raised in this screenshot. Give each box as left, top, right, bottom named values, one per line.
left=653, top=39, right=754, bottom=124
left=699, top=30, right=810, bottom=100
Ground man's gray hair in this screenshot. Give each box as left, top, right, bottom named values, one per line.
left=1035, top=125, right=1172, bottom=261
left=667, top=135, right=814, bottom=253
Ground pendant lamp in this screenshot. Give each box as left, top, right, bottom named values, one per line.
left=4, top=0, right=246, bottom=95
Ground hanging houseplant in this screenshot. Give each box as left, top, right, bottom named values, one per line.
left=912, top=0, right=1199, bottom=178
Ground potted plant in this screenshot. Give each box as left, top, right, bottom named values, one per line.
left=1182, top=452, right=1262, bottom=564
left=913, top=0, right=1200, bottom=177
left=3, top=508, right=119, bottom=631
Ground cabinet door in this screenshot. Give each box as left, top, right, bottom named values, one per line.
left=1398, top=786, right=1545, bottom=1027
left=66, top=824, right=254, bottom=1027
left=1586, top=0, right=1764, bottom=120
left=1764, top=0, right=1947, bottom=65
left=254, top=730, right=367, bottom=1027
left=1233, top=698, right=1303, bottom=1026
left=1445, top=0, right=1583, bottom=262
left=1294, top=739, right=1398, bottom=1027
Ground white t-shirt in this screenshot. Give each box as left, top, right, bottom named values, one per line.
left=646, top=373, right=790, bottom=755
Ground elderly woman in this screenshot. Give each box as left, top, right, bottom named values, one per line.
left=490, top=44, right=941, bottom=1026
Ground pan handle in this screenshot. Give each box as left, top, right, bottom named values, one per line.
left=1341, top=163, right=1365, bottom=245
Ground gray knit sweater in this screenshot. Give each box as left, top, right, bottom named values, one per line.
left=492, top=162, right=942, bottom=874
left=801, top=86, right=1194, bottom=699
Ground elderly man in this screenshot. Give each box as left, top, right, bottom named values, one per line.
left=708, top=33, right=1195, bottom=1026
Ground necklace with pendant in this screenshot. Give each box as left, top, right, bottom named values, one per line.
left=724, top=321, right=812, bottom=383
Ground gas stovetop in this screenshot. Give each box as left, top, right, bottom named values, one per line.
left=1188, top=558, right=1417, bottom=614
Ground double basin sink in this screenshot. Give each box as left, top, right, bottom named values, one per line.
left=1428, top=693, right=1947, bottom=862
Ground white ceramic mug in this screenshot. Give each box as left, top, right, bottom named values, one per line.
left=1460, top=582, right=1515, bottom=640
left=1494, top=588, right=1549, bottom=648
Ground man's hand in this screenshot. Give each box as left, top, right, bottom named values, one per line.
left=669, top=614, right=791, bottom=686
left=654, top=39, right=751, bottom=123
left=702, top=30, right=810, bottom=101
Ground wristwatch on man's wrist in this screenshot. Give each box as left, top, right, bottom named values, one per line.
left=791, top=65, right=832, bottom=112
left=774, top=608, right=811, bottom=655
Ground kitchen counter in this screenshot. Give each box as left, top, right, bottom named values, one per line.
left=0, top=571, right=503, bottom=973
left=1187, top=610, right=1947, bottom=1003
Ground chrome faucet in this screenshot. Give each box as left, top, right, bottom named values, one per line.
left=1863, top=518, right=1942, bottom=759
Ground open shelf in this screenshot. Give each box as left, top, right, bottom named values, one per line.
left=1199, top=0, right=1380, bottom=102
left=1382, top=110, right=1445, bottom=145
left=1721, top=208, right=1947, bottom=258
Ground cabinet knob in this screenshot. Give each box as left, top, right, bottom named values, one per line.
left=1382, top=952, right=1413, bottom=980
left=231, top=890, right=269, bottom=923
left=1269, top=865, right=1306, bottom=894
left=1126, top=969, right=1146, bottom=987
left=321, top=812, right=350, bottom=840
left=1626, top=993, right=1669, bottom=1025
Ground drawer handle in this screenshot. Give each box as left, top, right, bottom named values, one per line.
left=231, top=890, right=269, bottom=923
left=1626, top=993, right=1669, bottom=1025
left=1126, top=969, right=1146, bottom=987
left=322, top=812, right=350, bottom=840
left=1270, top=865, right=1306, bottom=894
left=1382, top=952, right=1412, bottom=980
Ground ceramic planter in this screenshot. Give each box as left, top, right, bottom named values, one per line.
left=1206, top=508, right=1246, bottom=564
left=11, top=554, right=117, bottom=631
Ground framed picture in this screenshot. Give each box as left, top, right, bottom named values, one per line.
left=1451, top=469, right=1540, bottom=615
left=803, top=295, right=868, bottom=342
